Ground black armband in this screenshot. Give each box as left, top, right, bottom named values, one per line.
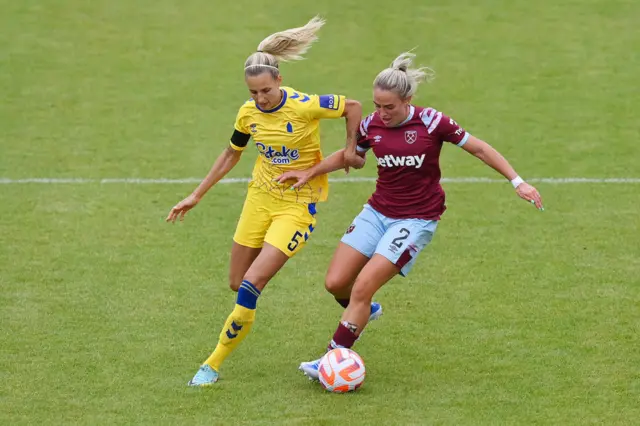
left=230, top=130, right=250, bottom=148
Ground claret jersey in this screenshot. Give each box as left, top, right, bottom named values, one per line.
left=356, top=105, right=470, bottom=220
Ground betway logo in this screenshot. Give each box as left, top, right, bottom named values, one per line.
left=256, top=142, right=300, bottom=165
left=377, top=154, right=425, bottom=168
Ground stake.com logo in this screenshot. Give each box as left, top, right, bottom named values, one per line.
left=255, top=142, right=300, bottom=165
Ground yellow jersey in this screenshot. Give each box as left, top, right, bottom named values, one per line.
left=230, top=86, right=346, bottom=204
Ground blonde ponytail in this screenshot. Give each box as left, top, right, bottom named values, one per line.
left=373, top=52, right=435, bottom=98
left=244, top=16, right=325, bottom=77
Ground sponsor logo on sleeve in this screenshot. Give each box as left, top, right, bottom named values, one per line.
left=319, top=95, right=340, bottom=110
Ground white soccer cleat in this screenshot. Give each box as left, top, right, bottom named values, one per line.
left=299, top=358, right=322, bottom=381
left=299, top=302, right=381, bottom=381
left=369, top=302, right=383, bottom=322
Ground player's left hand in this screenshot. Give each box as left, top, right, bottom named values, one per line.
left=344, top=151, right=365, bottom=172
left=515, top=182, right=544, bottom=211
left=276, top=170, right=312, bottom=189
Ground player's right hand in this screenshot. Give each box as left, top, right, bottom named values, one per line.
left=166, top=194, right=200, bottom=223
left=276, top=170, right=311, bottom=189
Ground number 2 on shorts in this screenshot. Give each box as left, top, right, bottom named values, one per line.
left=391, top=228, right=410, bottom=248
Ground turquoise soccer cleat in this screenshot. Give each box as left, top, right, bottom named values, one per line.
left=187, top=364, right=219, bottom=387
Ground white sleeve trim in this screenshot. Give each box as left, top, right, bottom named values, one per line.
left=356, top=145, right=369, bottom=153
left=456, top=133, right=470, bottom=147
left=360, top=113, right=374, bottom=136
left=427, top=111, right=443, bottom=134
left=420, top=108, right=437, bottom=128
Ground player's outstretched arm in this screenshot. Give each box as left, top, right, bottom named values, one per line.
left=342, top=99, right=364, bottom=171
left=275, top=148, right=358, bottom=189
left=166, top=146, right=243, bottom=222
left=461, top=135, right=544, bottom=210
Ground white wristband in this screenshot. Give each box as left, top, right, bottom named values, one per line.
left=510, top=176, right=524, bottom=188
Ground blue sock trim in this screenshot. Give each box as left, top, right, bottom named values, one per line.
left=237, top=280, right=260, bottom=309
left=241, top=280, right=261, bottom=296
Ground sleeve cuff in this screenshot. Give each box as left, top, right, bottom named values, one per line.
left=229, top=141, right=246, bottom=151
left=456, top=133, right=470, bottom=147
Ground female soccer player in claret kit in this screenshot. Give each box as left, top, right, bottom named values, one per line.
left=277, top=52, right=544, bottom=381
left=166, top=17, right=374, bottom=386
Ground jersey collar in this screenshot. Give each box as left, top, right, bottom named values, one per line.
left=255, top=89, right=288, bottom=113
left=396, top=105, right=415, bottom=126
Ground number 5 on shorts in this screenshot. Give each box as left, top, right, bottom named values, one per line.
left=287, top=231, right=304, bottom=252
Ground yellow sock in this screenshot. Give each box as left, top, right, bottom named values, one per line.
left=204, top=280, right=260, bottom=371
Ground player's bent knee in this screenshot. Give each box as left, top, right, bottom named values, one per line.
left=349, top=281, right=374, bottom=305
left=324, top=271, right=351, bottom=295
left=228, top=271, right=243, bottom=292
left=228, top=279, right=241, bottom=292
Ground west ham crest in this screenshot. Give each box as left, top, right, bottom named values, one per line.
left=405, top=130, right=417, bottom=144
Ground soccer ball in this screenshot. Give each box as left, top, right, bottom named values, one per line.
left=318, top=348, right=366, bottom=392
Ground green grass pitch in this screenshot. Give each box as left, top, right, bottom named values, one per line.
left=1, top=0, right=639, bottom=424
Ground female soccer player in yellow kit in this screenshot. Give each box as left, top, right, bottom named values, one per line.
left=166, top=17, right=362, bottom=386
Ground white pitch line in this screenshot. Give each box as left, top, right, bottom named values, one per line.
left=1, top=177, right=640, bottom=184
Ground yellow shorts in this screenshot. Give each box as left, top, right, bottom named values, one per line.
left=233, top=186, right=317, bottom=257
